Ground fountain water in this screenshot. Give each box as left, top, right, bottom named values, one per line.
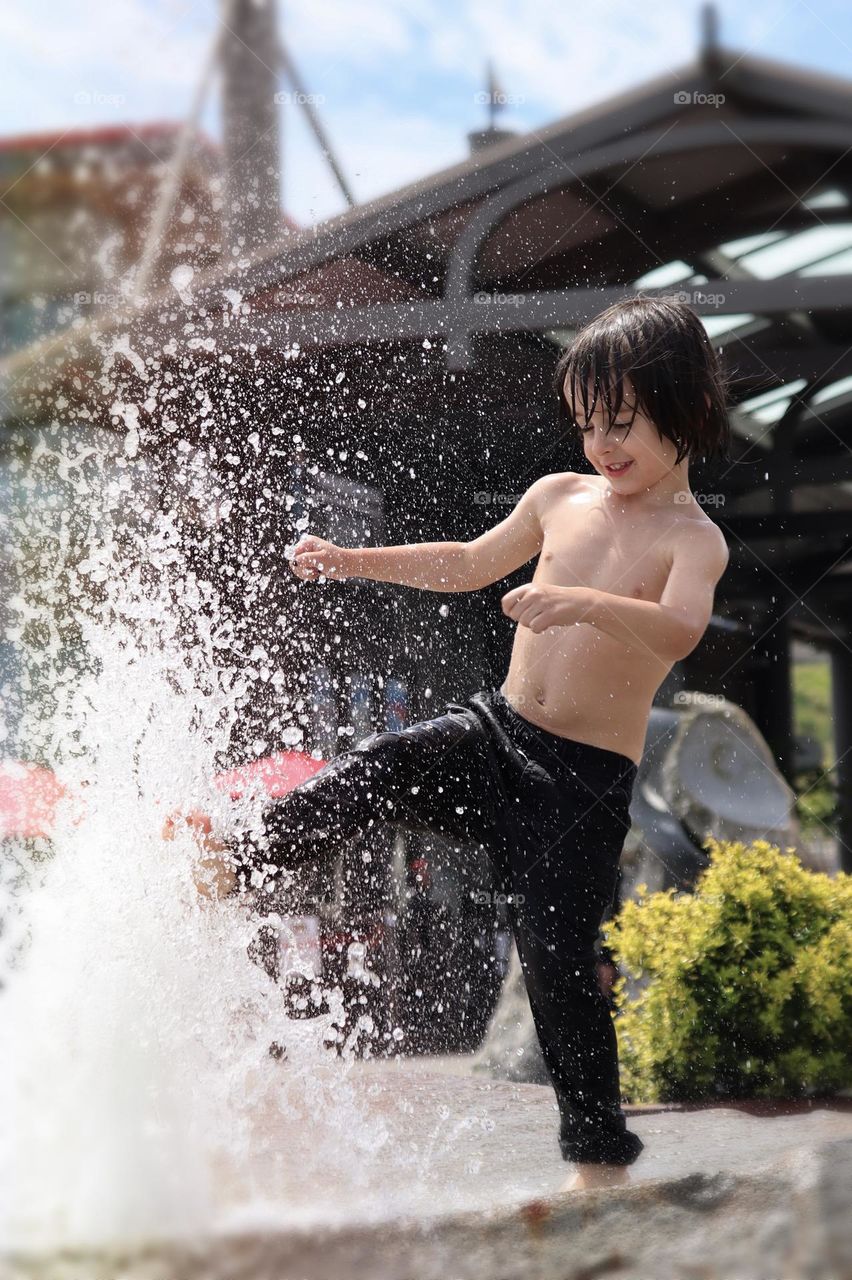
left=0, top=424, right=414, bottom=1253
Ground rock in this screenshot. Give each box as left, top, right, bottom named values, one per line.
left=470, top=941, right=548, bottom=1085
left=661, top=693, right=799, bottom=853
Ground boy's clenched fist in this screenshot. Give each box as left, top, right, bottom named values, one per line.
left=288, top=534, right=352, bottom=582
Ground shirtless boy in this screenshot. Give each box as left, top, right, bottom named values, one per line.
left=165, top=294, right=731, bottom=1192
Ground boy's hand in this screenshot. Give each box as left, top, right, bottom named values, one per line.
left=162, top=809, right=237, bottom=901
left=501, top=583, right=593, bottom=633
left=288, top=534, right=353, bottom=582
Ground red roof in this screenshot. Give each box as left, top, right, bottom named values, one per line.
left=0, top=121, right=300, bottom=232
left=0, top=121, right=219, bottom=155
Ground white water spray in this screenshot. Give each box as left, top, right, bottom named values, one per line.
left=0, top=427, right=399, bottom=1251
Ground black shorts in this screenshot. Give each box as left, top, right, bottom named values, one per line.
left=234, top=685, right=644, bottom=1166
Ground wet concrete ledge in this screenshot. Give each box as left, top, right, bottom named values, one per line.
left=4, top=1066, right=852, bottom=1280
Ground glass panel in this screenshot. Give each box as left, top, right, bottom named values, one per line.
left=738, top=226, right=852, bottom=278
left=633, top=260, right=695, bottom=288
left=803, top=188, right=849, bottom=210
left=739, top=379, right=807, bottom=424
left=811, top=375, right=852, bottom=407
left=719, top=231, right=786, bottom=259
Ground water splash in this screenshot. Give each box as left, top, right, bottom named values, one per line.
left=0, top=424, right=389, bottom=1250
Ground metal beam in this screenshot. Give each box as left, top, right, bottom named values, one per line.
left=723, top=53, right=852, bottom=127
left=276, top=38, right=356, bottom=208
left=498, top=174, right=852, bottom=297
left=578, top=179, right=852, bottom=294
left=220, top=0, right=282, bottom=252
left=222, top=69, right=719, bottom=303
left=9, top=112, right=852, bottom=389
left=443, top=119, right=852, bottom=368
left=194, top=273, right=852, bottom=356
left=719, top=342, right=852, bottom=396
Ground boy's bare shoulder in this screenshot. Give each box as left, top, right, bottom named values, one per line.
left=664, top=504, right=729, bottom=573
left=529, top=469, right=580, bottom=489
left=671, top=501, right=728, bottom=541
left=528, top=470, right=587, bottom=507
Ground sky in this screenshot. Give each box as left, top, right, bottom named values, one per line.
left=3, top=0, right=852, bottom=227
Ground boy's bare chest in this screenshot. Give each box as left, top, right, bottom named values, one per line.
left=535, top=507, right=673, bottom=602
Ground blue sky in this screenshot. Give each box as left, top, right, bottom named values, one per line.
left=4, top=0, right=852, bottom=227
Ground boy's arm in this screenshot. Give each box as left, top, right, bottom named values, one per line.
left=461, top=473, right=568, bottom=590
left=291, top=473, right=566, bottom=593
left=577, top=525, right=729, bottom=660
left=502, top=523, right=729, bottom=661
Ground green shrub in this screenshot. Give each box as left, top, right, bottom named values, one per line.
left=794, top=765, right=840, bottom=838
left=605, top=837, right=852, bottom=1102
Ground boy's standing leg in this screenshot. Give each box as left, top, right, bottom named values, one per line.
left=503, top=743, right=644, bottom=1184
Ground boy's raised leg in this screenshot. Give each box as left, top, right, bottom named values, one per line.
left=218, top=704, right=505, bottom=899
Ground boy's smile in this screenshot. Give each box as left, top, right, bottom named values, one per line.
left=602, top=458, right=634, bottom=477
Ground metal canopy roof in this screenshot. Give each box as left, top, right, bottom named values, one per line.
left=10, top=42, right=852, bottom=375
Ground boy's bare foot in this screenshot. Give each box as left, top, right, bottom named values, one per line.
left=162, top=809, right=237, bottom=900
left=561, top=1163, right=631, bottom=1192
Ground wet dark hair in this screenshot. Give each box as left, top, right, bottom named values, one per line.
left=552, top=294, right=732, bottom=464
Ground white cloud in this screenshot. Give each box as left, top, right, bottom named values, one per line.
left=277, top=0, right=698, bottom=222
left=0, top=0, right=209, bottom=89
left=284, top=0, right=434, bottom=63
left=426, top=0, right=696, bottom=111
left=282, top=97, right=468, bottom=221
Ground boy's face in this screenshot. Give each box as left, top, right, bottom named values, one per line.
left=566, top=374, right=681, bottom=492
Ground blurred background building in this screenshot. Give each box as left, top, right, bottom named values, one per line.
left=0, top=124, right=224, bottom=354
